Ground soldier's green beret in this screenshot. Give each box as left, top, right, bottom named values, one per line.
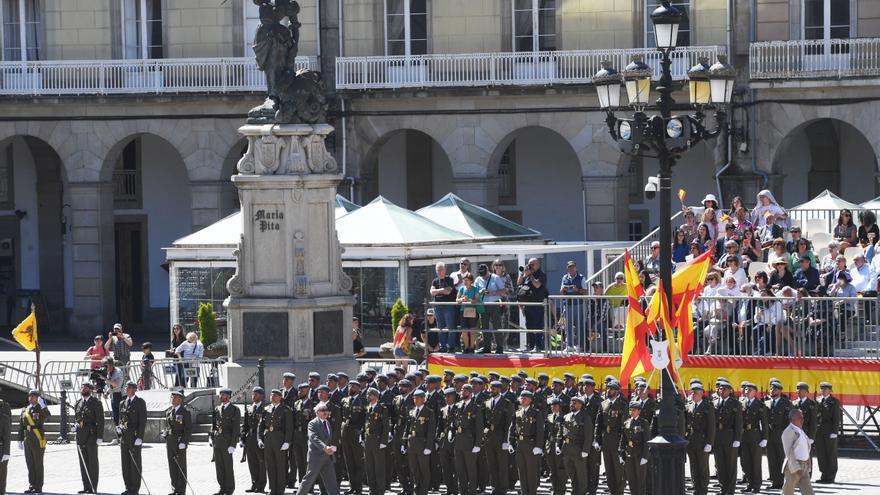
left=367, top=388, right=380, bottom=397
left=453, top=374, right=468, bottom=383
left=443, top=388, right=457, bottom=396
left=171, top=390, right=185, bottom=398
left=629, top=401, right=642, bottom=410
left=607, top=381, right=621, bottom=390
left=270, top=389, right=282, bottom=396
left=570, top=396, right=585, bottom=405
left=398, top=379, right=412, bottom=388
left=690, top=383, right=704, bottom=391
left=490, top=381, right=502, bottom=388
left=519, top=390, right=534, bottom=398
left=413, top=390, right=426, bottom=398
left=819, top=382, right=832, bottom=389
left=283, top=372, right=296, bottom=380
left=796, top=382, right=809, bottom=391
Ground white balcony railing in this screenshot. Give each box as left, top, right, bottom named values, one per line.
left=335, top=46, right=725, bottom=90
left=751, top=38, right=880, bottom=80
left=0, top=56, right=318, bottom=96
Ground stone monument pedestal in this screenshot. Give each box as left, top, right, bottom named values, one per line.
left=225, top=124, right=357, bottom=389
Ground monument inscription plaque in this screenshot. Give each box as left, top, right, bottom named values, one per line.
left=242, top=312, right=289, bottom=357
left=313, top=310, right=343, bottom=356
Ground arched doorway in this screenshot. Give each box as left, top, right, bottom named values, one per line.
left=221, top=138, right=248, bottom=216
left=362, top=129, right=453, bottom=209
left=104, top=134, right=191, bottom=331
left=773, top=118, right=877, bottom=206
left=0, top=136, right=66, bottom=333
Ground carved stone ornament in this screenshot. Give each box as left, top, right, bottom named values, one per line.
left=236, top=126, right=338, bottom=176
left=226, top=238, right=245, bottom=296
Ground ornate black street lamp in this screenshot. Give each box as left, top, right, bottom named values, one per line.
left=593, top=1, right=734, bottom=494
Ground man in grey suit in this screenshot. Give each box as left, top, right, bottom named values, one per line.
left=295, top=403, right=341, bottom=495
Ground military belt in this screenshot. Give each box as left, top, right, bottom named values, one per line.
left=745, top=425, right=752, bottom=431
left=517, top=435, right=534, bottom=441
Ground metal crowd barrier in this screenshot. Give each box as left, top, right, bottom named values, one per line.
left=357, top=358, right=419, bottom=375
left=0, top=360, right=39, bottom=392
left=547, top=294, right=880, bottom=359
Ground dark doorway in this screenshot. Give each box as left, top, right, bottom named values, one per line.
left=115, top=221, right=145, bottom=329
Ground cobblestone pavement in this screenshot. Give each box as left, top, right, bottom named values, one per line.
left=2, top=442, right=878, bottom=494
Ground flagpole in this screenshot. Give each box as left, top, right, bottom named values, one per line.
left=32, top=303, right=40, bottom=392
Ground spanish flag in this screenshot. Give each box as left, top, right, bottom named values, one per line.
left=677, top=188, right=686, bottom=204
left=620, top=250, right=654, bottom=385
left=11, top=308, right=38, bottom=351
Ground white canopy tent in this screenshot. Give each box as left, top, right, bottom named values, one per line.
left=789, top=189, right=865, bottom=235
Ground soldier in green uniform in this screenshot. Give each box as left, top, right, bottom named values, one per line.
left=765, top=379, right=791, bottom=489
left=340, top=380, right=367, bottom=495
left=741, top=382, right=768, bottom=493
left=438, top=388, right=458, bottom=495
left=0, top=395, right=9, bottom=495
left=163, top=389, right=192, bottom=495
left=74, top=382, right=103, bottom=494
left=508, top=390, right=544, bottom=495
left=484, top=380, right=513, bottom=495
left=619, top=401, right=649, bottom=495
left=559, top=395, right=593, bottom=495
left=470, top=377, right=490, bottom=493
left=364, top=388, right=390, bottom=495
left=392, top=379, right=415, bottom=494
left=549, top=378, right=570, bottom=413
left=685, top=382, right=715, bottom=495
left=816, top=381, right=841, bottom=484
left=261, top=389, right=294, bottom=495
left=19, top=389, right=48, bottom=494
left=424, top=375, right=445, bottom=492
left=545, top=398, right=566, bottom=495
left=293, top=382, right=316, bottom=488
left=714, top=380, right=743, bottom=495
left=795, top=382, right=817, bottom=440
left=452, top=383, right=483, bottom=495
left=118, top=381, right=147, bottom=495
left=599, top=380, right=626, bottom=495
left=280, top=372, right=298, bottom=489
left=407, top=389, right=436, bottom=495
left=212, top=387, right=241, bottom=495
left=580, top=378, right=602, bottom=495
left=242, top=386, right=267, bottom=493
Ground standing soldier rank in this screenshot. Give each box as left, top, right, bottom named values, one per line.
left=619, top=401, right=650, bottom=495
left=73, top=382, right=103, bottom=494
left=262, top=388, right=294, bottom=495
left=19, top=390, right=49, bottom=494
left=163, top=389, right=192, bottom=495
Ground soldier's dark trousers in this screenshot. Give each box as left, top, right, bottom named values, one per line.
left=477, top=449, right=489, bottom=491
left=514, top=442, right=540, bottom=495
left=120, top=444, right=141, bottom=494
left=342, top=427, right=364, bottom=493
left=393, top=441, right=412, bottom=493
left=246, top=439, right=267, bottom=491
left=0, top=454, right=6, bottom=494
left=364, top=442, right=386, bottom=495
left=166, top=442, right=187, bottom=495
left=741, top=440, right=763, bottom=490
left=267, top=446, right=288, bottom=495
left=624, top=457, right=646, bottom=495
left=714, top=444, right=739, bottom=495
left=485, top=441, right=508, bottom=494
left=816, top=434, right=838, bottom=481
left=25, top=439, right=44, bottom=491
left=602, top=435, right=624, bottom=495
left=408, top=448, right=431, bottom=495
left=78, top=441, right=99, bottom=492
left=686, top=444, right=710, bottom=495
left=213, top=445, right=235, bottom=493
left=767, top=431, right=785, bottom=487
left=439, top=440, right=458, bottom=494
left=453, top=436, right=478, bottom=495
left=292, top=433, right=308, bottom=485
left=430, top=451, right=441, bottom=490
left=586, top=446, right=601, bottom=495
left=563, top=451, right=588, bottom=495
left=546, top=450, right=566, bottom=495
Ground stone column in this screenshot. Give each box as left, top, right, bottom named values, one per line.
left=67, top=181, right=116, bottom=337
left=190, top=180, right=226, bottom=232
left=581, top=175, right=629, bottom=241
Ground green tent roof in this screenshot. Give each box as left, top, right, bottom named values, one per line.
left=335, top=194, right=360, bottom=217
left=416, top=193, right=541, bottom=240
left=336, top=196, right=473, bottom=246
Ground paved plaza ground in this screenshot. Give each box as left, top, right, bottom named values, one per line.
left=2, top=442, right=878, bottom=494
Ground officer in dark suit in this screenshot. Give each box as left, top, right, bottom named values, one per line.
left=581, top=378, right=603, bottom=495
left=164, top=389, right=192, bottom=495
left=484, top=380, right=513, bottom=495
left=19, top=389, right=49, bottom=494
left=545, top=398, right=566, bottom=495
left=508, top=390, right=544, bottom=495
left=600, top=380, right=627, bottom=495
left=118, top=382, right=146, bottom=495
left=212, top=387, right=241, bottom=495
left=620, top=401, right=649, bottom=495
left=363, top=388, right=390, bottom=495
left=424, top=375, right=445, bottom=491
left=795, top=382, right=818, bottom=440
left=563, top=373, right=578, bottom=400
left=340, top=380, right=367, bottom=495
left=293, top=383, right=316, bottom=487
left=242, top=386, right=267, bottom=493
left=685, top=382, right=715, bottom=495
left=816, top=381, right=842, bottom=483
left=714, top=380, right=743, bottom=495
left=262, top=389, right=294, bottom=495
left=407, top=389, right=436, bottom=495
left=74, top=382, right=103, bottom=494
left=452, top=383, right=483, bottom=495
left=765, top=379, right=791, bottom=489
left=560, top=395, right=593, bottom=495
left=741, top=382, right=768, bottom=493
left=281, top=372, right=298, bottom=488
left=0, top=396, right=10, bottom=495
left=391, top=379, right=415, bottom=493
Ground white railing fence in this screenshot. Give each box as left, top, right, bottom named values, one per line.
left=751, top=38, right=880, bottom=79
left=336, top=46, right=725, bottom=90
left=0, top=56, right=318, bottom=96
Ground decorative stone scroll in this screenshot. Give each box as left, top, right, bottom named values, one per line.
left=236, top=124, right=338, bottom=176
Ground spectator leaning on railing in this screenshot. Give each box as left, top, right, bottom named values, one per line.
left=517, top=258, right=548, bottom=352
left=456, top=272, right=483, bottom=354
left=475, top=263, right=507, bottom=354
left=430, top=261, right=458, bottom=353
left=174, top=332, right=204, bottom=388
left=848, top=254, right=875, bottom=295
left=559, top=260, right=587, bottom=352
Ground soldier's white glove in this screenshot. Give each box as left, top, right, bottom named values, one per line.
left=640, top=458, right=648, bottom=466
left=423, top=448, right=431, bottom=455
left=732, top=441, right=740, bottom=448
left=829, top=434, right=838, bottom=439
left=592, top=441, right=600, bottom=451
left=208, top=438, right=214, bottom=447
left=17, top=441, right=23, bottom=450
left=115, top=426, right=123, bottom=435
left=401, top=445, right=407, bottom=454
left=258, top=439, right=264, bottom=449
left=379, top=443, right=386, bottom=449
left=555, top=446, right=562, bottom=456
left=160, top=431, right=167, bottom=439
left=0, top=454, right=7, bottom=463
left=281, top=442, right=290, bottom=451
left=501, top=442, right=509, bottom=451
left=759, top=439, right=768, bottom=448
left=447, top=431, right=453, bottom=442
left=532, top=447, right=542, bottom=456
left=38, top=397, right=46, bottom=408
left=238, top=441, right=245, bottom=449
left=581, top=451, right=588, bottom=458
left=70, top=424, right=78, bottom=433
left=96, top=439, right=102, bottom=445
left=359, top=437, right=365, bottom=446
left=507, top=444, right=515, bottom=454
left=471, top=446, right=480, bottom=454
left=134, top=438, right=142, bottom=447
left=619, top=456, right=625, bottom=465
left=703, top=444, right=712, bottom=453
left=227, top=446, right=235, bottom=455
left=178, top=443, right=186, bottom=450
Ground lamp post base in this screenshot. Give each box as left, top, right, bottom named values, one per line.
left=649, top=432, right=688, bottom=495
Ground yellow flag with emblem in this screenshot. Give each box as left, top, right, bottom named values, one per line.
left=11, top=308, right=38, bottom=351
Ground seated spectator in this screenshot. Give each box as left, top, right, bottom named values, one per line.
left=789, top=238, right=817, bottom=274
left=715, top=223, right=740, bottom=254
left=753, top=270, right=769, bottom=292
left=758, top=213, right=784, bottom=248
left=728, top=195, right=746, bottom=217
left=740, top=228, right=762, bottom=264
left=732, top=206, right=753, bottom=237
left=819, top=240, right=841, bottom=277
left=774, top=286, right=799, bottom=356
left=822, top=254, right=848, bottom=289
left=689, top=240, right=704, bottom=259
left=701, top=208, right=719, bottom=240
left=642, top=241, right=662, bottom=275
left=752, top=190, right=789, bottom=229
left=766, top=238, right=788, bottom=267
left=723, top=256, right=749, bottom=288
left=828, top=270, right=857, bottom=300
left=680, top=209, right=697, bottom=244
left=858, top=210, right=880, bottom=248
left=793, top=254, right=820, bottom=292
left=849, top=253, right=875, bottom=295
left=352, top=317, right=367, bottom=358
left=752, top=288, right=783, bottom=356
left=638, top=269, right=654, bottom=292
left=769, top=258, right=794, bottom=291
left=695, top=223, right=714, bottom=256
left=785, top=226, right=803, bottom=254
left=672, top=228, right=689, bottom=263
left=834, top=208, right=858, bottom=251
left=714, top=240, right=740, bottom=270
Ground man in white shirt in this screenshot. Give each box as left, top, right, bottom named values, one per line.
left=475, top=264, right=507, bottom=354
left=781, top=409, right=814, bottom=495
left=849, top=254, right=874, bottom=293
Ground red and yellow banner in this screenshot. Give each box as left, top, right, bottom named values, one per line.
left=428, top=354, right=880, bottom=406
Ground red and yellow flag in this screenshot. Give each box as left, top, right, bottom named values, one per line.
left=620, top=250, right=654, bottom=385
left=678, top=188, right=686, bottom=204
left=11, top=308, right=38, bottom=351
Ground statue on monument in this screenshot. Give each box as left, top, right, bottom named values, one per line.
left=247, top=0, right=327, bottom=125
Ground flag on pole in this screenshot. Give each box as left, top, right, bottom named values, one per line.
left=620, top=250, right=654, bottom=385
left=719, top=212, right=730, bottom=223
left=677, top=188, right=686, bottom=204
left=11, top=308, right=38, bottom=351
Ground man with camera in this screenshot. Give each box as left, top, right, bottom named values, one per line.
left=104, top=323, right=133, bottom=367
left=73, top=382, right=104, bottom=494
left=95, top=356, right=125, bottom=434
left=516, top=258, right=548, bottom=352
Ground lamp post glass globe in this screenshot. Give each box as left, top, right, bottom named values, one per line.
left=622, top=58, right=653, bottom=108
left=708, top=55, right=736, bottom=105
left=593, top=61, right=622, bottom=109
left=687, top=58, right=711, bottom=106
left=651, top=1, right=683, bottom=49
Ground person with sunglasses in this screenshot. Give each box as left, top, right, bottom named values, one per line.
left=833, top=209, right=858, bottom=251
left=605, top=273, right=628, bottom=331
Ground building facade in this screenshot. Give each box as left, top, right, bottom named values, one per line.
left=1, top=0, right=878, bottom=337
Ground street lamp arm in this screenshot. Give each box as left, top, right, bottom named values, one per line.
left=604, top=111, right=619, bottom=141
left=688, top=109, right=728, bottom=145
